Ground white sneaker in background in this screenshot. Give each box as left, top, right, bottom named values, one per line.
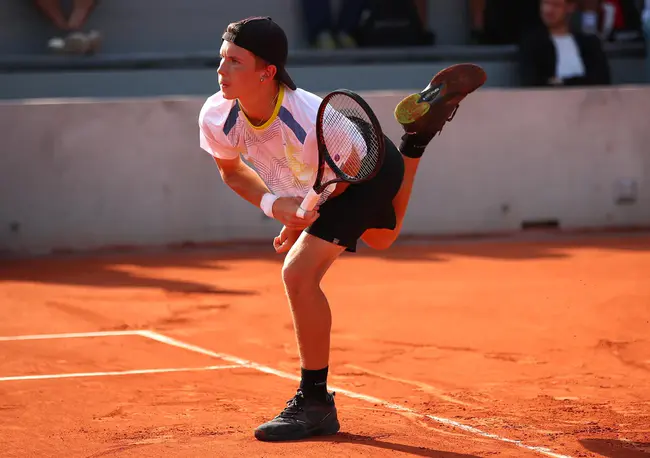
left=47, top=37, right=66, bottom=53
left=63, top=32, right=90, bottom=54
left=48, top=31, right=102, bottom=55
left=85, top=30, right=102, bottom=54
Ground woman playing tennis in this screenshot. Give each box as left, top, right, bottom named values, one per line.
left=198, top=16, right=486, bottom=442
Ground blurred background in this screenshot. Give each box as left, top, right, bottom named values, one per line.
left=1, top=0, right=649, bottom=99
left=1, top=0, right=649, bottom=256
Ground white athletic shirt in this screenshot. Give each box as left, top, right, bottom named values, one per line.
left=551, top=35, right=586, bottom=80
left=199, top=85, right=361, bottom=203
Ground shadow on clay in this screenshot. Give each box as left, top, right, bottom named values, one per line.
left=302, top=432, right=482, bottom=457
left=580, top=438, right=650, bottom=458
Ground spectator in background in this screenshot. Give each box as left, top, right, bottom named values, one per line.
left=300, top=0, right=434, bottom=49
left=34, top=0, right=101, bottom=54
left=575, top=0, right=644, bottom=41
left=355, top=0, right=435, bottom=47
left=470, top=0, right=542, bottom=44
left=300, top=0, right=366, bottom=49
left=519, top=0, right=611, bottom=86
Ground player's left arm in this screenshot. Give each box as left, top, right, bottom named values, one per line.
left=273, top=225, right=302, bottom=253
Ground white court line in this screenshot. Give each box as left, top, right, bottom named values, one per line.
left=0, top=365, right=241, bottom=382
left=344, top=363, right=479, bottom=408
left=0, top=330, right=141, bottom=341
left=139, top=330, right=573, bottom=458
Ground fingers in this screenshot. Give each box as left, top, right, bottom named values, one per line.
left=275, top=196, right=322, bottom=229
left=276, top=240, right=292, bottom=254
left=299, top=209, right=320, bottom=224
left=285, top=210, right=320, bottom=230
left=273, top=226, right=302, bottom=254
left=273, top=225, right=289, bottom=252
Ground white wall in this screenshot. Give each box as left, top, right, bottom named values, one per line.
left=365, top=86, right=650, bottom=235
left=1, top=86, right=649, bottom=256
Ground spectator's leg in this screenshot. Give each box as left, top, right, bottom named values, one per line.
left=410, top=0, right=435, bottom=45
left=64, top=0, right=101, bottom=54
left=413, top=0, right=428, bottom=28
left=470, top=0, right=486, bottom=30
left=301, top=0, right=336, bottom=48
left=34, top=0, right=69, bottom=31
left=336, top=0, right=367, bottom=47
left=68, top=0, right=96, bottom=30
left=469, top=0, right=486, bottom=42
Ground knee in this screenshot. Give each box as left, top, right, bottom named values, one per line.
left=366, top=238, right=395, bottom=251
left=361, top=230, right=396, bottom=251
left=282, top=257, right=319, bottom=298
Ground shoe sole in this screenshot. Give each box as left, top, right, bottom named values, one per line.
left=394, top=63, right=487, bottom=126
left=254, top=417, right=340, bottom=442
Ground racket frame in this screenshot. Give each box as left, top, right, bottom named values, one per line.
left=296, top=89, right=386, bottom=218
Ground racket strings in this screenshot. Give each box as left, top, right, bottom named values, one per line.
left=321, top=94, right=382, bottom=181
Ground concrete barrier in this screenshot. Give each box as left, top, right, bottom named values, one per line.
left=1, top=86, right=649, bottom=256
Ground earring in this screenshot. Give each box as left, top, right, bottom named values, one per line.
left=260, top=77, right=265, bottom=82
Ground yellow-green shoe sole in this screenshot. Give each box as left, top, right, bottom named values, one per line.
left=394, top=93, right=431, bottom=125
left=394, top=63, right=487, bottom=128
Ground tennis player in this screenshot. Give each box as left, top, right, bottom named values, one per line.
left=198, top=16, right=486, bottom=442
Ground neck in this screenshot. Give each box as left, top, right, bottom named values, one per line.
left=238, top=83, right=281, bottom=126
left=549, top=23, right=570, bottom=35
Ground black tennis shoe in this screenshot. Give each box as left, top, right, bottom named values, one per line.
left=254, top=390, right=340, bottom=442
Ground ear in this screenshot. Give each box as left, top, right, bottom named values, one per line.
left=264, top=64, right=278, bottom=81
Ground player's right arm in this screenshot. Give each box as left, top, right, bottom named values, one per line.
left=205, top=144, right=318, bottom=233
left=212, top=155, right=271, bottom=209
left=199, top=100, right=319, bottom=229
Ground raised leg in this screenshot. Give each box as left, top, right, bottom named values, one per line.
left=361, top=156, right=421, bottom=250
left=362, top=63, right=487, bottom=250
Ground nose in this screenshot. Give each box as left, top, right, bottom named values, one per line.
left=217, top=59, right=227, bottom=77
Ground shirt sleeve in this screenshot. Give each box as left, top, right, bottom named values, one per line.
left=198, top=119, right=240, bottom=160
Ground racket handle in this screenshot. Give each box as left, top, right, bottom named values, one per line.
left=296, top=189, right=320, bottom=218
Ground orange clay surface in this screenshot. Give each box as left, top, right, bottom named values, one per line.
left=1, top=233, right=649, bottom=458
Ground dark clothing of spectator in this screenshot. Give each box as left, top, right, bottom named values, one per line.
left=519, top=27, right=611, bottom=86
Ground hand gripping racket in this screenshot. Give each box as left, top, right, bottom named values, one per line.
left=296, top=89, right=386, bottom=218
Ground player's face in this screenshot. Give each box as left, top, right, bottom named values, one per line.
left=541, top=0, right=573, bottom=28
left=217, top=41, right=263, bottom=100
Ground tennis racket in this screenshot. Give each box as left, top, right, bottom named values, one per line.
left=296, top=89, right=386, bottom=218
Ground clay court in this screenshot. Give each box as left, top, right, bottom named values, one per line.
left=1, top=233, right=649, bottom=458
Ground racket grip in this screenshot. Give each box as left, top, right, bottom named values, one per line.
left=296, top=189, right=320, bottom=218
